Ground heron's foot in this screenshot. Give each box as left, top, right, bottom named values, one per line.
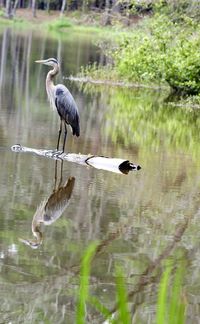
left=61, top=150, right=69, bottom=155
left=51, top=148, right=60, bottom=153
left=51, top=150, right=64, bottom=159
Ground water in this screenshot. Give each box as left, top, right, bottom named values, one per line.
left=1, top=26, right=200, bottom=323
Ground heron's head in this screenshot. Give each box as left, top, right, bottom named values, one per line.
left=19, top=237, right=41, bottom=249
left=35, top=58, right=59, bottom=68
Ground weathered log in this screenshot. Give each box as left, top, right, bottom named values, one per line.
left=11, top=144, right=141, bottom=175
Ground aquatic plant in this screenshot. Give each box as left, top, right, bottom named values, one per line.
left=76, top=241, right=98, bottom=324
left=157, top=261, right=187, bottom=324
left=75, top=241, right=187, bottom=324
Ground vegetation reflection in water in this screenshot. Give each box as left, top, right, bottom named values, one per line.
left=96, top=86, right=200, bottom=155
left=79, top=81, right=200, bottom=154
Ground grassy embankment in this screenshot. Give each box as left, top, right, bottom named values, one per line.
left=0, top=8, right=125, bottom=38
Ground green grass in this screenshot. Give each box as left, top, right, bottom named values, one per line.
left=0, top=15, right=33, bottom=29
left=157, top=261, right=187, bottom=324
left=46, top=17, right=72, bottom=30
left=76, top=241, right=98, bottom=324
left=115, top=266, right=131, bottom=324
left=0, top=9, right=129, bottom=39
left=157, top=262, right=172, bottom=324
left=74, top=242, right=187, bottom=324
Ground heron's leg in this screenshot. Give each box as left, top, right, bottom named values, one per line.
left=62, top=123, right=67, bottom=153
left=54, top=159, right=58, bottom=191
left=57, top=119, right=63, bottom=151
left=58, top=160, right=64, bottom=188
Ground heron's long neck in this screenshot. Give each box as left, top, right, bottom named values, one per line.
left=46, top=65, right=59, bottom=109
left=33, top=225, right=43, bottom=243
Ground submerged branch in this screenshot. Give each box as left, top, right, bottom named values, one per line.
left=64, top=76, right=167, bottom=90
left=103, top=217, right=190, bottom=323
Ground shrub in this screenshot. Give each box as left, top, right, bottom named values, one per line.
left=112, top=15, right=200, bottom=94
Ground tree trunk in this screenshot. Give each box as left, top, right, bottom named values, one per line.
left=46, top=0, right=50, bottom=13
left=12, top=0, right=19, bottom=16
left=20, top=0, right=25, bottom=8
left=82, top=0, right=88, bottom=13
left=60, top=0, right=66, bottom=16
left=101, top=0, right=111, bottom=26
left=0, top=0, right=4, bottom=9
left=0, top=29, right=9, bottom=89
left=32, top=0, right=36, bottom=17
left=5, top=0, right=12, bottom=18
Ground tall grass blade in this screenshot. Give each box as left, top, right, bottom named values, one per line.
left=76, top=242, right=98, bottom=324
left=169, top=262, right=186, bottom=324
left=156, top=263, right=172, bottom=324
left=115, top=266, right=131, bottom=324
left=88, top=295, right=111, bottom=319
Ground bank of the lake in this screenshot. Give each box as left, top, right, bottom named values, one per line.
left=1, top=7, right=200, bottom=106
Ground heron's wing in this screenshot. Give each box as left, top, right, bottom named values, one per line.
left=43, top=177, right=75, bottom=225
left=55, top=85, right=80, bottom=137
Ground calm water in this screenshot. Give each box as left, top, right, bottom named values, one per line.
left=1, top=27, right=200, bottom=323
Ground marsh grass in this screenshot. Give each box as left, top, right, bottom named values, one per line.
left=157, top=261, right=186, bottom=324
left=114, top=266, right=131, bottom=324
left=75, top=242, right=187, bottom=324
left=76, top=241, right=99, bottom=324
left=47, top=17, right=72, bottom=30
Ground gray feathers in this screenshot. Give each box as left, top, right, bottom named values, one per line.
left=55, top=85, right=80, bottom=137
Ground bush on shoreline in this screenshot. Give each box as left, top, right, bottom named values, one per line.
left=79, top=11, right=200, bottom=96
left=109, top=14, right=200, bottom=95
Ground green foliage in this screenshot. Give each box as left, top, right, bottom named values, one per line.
left=157, top=260, right=187, bottom=324
left=76, top=241, right=98, bottom=324
left=154, top=0, right=200, bottom=22
left=88, top=295, right=111, bottom=319
left=112, top=14, right=200, bottom=94
left=157, top=262, right=172, bottom=324
left=47, top=18, right=72, bottom=30
left=79, top=63, right=119, bottom=82
left=78, top=11, right=200, bottom=95
left=74, top=242, right=187, bottom=324
left=115, top=266, right=131, bottom=324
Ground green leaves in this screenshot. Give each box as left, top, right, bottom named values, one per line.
left=112, top=14, right=200, bottom=94
left=115, top=266, right=131, bottom=324
left=157, top=260, right=187, bottom=324
left=76, top=241, right=98, bottom=324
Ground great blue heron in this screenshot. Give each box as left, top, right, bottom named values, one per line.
left=35, top=58, right=80, bottom=152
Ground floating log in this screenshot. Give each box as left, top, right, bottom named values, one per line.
left=11, top=144, right=141, bottom=175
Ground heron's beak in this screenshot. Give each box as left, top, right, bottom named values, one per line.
left=19, top=237, right=41, bottom=249
left=35, top=59, right=48, bottom=64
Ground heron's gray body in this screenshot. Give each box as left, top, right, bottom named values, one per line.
left=55, top=84, right=80, bottom=136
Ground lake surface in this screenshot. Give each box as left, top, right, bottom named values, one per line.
left=1, top=26, right=200, bottom=323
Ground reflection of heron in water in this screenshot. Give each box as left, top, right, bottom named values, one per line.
left=35, top=58, right=80, bottom=152
left=19, top=162, right=75, bottom=249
